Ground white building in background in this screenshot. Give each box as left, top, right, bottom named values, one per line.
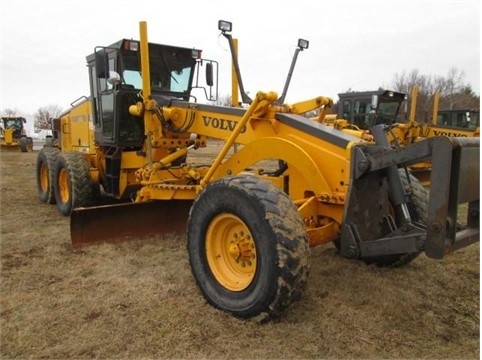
left=30, top=129, right=52, bottom=141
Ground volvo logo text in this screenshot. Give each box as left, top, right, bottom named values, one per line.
left=202, top=116, right=247, bottom=133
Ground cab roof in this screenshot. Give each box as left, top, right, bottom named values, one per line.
left=86, top=38, right=202, bottom=63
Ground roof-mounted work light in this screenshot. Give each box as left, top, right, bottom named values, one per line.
left=298, top=39, right=309, bottom=50
left=218, top=20, right=232, bottom=33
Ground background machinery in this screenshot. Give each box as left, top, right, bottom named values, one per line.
left=1, top=116, right=33, bottom=152
left=435, top=108, right=479, bottom=130
left=36, top=21, right=480, bottom=321
left=323, top=88, right=480, bottom=138
left=318, top=87, right=480, bottom=184
left=333, top=89, right=407, bottom=130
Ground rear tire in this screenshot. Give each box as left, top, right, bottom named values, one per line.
left=53, top=152, right=94, bottom=216
left=187, top=175, right=310, bottom=321
left=36, top=147, right=60, bottom=204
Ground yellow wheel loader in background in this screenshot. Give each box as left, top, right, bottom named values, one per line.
left=36, top=21, right=479, bottom=321
left=1, top=116, right=33, bottom=152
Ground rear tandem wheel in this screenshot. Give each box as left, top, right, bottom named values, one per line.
left=187, top=175, right=310, bottom=321
left=53, top=152, right=95, bottom=215
left=36, top=147, right=60, bottom=204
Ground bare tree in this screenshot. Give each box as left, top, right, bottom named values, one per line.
left=437, top=68, right=478, bottom=109
left=390, top=67, right=479, bottom=122
left=214, top=93, right=232, bottom=106
left=1, top=108, right=21, bottom=117
left=34, top=105, right=63, bottom=130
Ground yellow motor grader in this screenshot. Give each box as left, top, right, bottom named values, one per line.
left=1, top=116, right=33, bottom=152
left=36, top=21, right=479, bottom=321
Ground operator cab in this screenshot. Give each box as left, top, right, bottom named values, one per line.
left=337, top=90, right=406, bottom=130
left=436, top=109, right=480, bottom=130
left=86, top=39, right=216, bottom=149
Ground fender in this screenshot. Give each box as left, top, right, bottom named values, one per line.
left=212, top=136, right=332, bottom=196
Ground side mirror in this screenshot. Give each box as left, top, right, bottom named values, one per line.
left=206, top=63, right=214, bottom=86
left=95, top=48, right=109, bottom=79
left=107, top=71, right=121, bottom=86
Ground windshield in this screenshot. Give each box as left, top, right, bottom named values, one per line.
left=120, top=44, right=196, bottom=96
left=3, top=119, right=23, bottom=129
left=378, top=100, right=401, bottom=116
left=122, top=66, right=192, bottom=92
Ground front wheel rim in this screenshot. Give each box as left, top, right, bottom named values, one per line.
left=205, top=213, right=257, bottom=291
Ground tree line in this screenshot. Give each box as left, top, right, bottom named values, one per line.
left=389, top=67, right=479, bottom=122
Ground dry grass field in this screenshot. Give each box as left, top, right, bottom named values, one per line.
left=0, top=149, right=479, bottom=359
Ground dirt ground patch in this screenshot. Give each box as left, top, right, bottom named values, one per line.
left=0, top=149, right=479, bottom=359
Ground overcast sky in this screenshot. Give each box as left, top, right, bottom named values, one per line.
left=1, top=0, right=480, bottom=129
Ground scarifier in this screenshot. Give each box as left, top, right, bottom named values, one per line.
left=36, top=21, right=479, bottom=321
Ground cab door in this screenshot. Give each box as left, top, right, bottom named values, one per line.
left=91, top=47, right=117, bottom=145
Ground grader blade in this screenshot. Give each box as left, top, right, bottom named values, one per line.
left=70, top=200, right=193, bottom=250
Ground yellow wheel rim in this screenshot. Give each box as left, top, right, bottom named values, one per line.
left=40, top=163, right=49, bottom=193
left=206, top=213, right=257, bottom=291
left=58, top=168, right=70, bottom=204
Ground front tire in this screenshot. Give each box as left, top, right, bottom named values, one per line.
left=187, top=176, right=310, bottom=321
left=19, top=136, right=28, bottom=152
left=53, top=152, right=94, bottom=215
